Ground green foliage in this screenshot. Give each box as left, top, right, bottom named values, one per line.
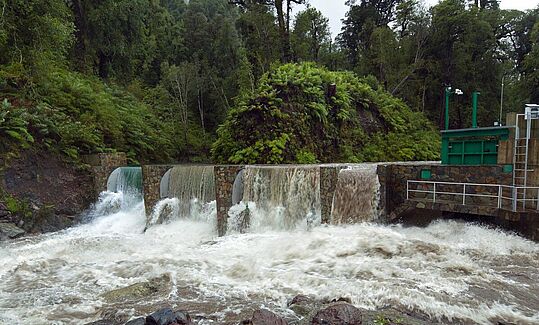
left=0, top=190, right=32, bottom=220
left=291, top=8, right=332, bottom=62
left=296, top=150, right=319, bottom=164
left=0, top=99, right=34, bottom=151
left=1, top=0, right=535, bottom=166
left=0, top=0, right=74, bottom=66
left=0, top=66, right=181, bottom=163
left=212, top=62, right=440, bottom=164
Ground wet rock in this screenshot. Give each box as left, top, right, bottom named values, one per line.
left=289, top=295, right=313, bottom=306
left=329, top=297, right=352, bottom=304
left=0, top=222, right=25, bottom=240
left=243, top=309, right=288, bottom=325
left=311, top=302, right=362, bottom=325
left=288, top=295, right=322, bottom=318
left=102, top=274, right=171, bottom=302
left=146, top=308, right=192, bottom=325
left=0, top=205, right=9, bottom=218
left=360, top=307, right=431, bottom=325
left=125, top=317, right=145, bottom=325
left=84, top=320, right=114, bottom=325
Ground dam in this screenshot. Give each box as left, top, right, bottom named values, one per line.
left=86, top=105, right=539, bottom=240
left=1, top=109, right=538, bottom=324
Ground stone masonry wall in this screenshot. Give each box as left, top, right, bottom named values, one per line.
left=382, top=164, right=513, bottom=218
left=320, top=166, right=340, bottom=224
left=82, top=153, right=127, bottom=198
left=215, top=165, right=244, bottom=236
left=142, top=165, right=173, bottom=218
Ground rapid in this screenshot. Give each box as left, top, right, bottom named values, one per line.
left=0, top=166, right=538, bottom=324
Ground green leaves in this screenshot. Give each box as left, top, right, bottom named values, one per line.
left=0, top=99, right=34, bottom=149
left=212, top=62, right=440, bottom=164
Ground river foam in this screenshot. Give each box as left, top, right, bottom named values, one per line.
left=1, top=197, right=538, bottom=324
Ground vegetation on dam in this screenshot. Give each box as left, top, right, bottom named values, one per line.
left=0, top=0, right=538, bottom=164
left=212, top=62, right=440, bottom=163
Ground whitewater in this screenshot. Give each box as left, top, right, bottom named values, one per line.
left=0, top=190, right=538, bottom=324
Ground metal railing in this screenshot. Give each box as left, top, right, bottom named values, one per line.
left=407, top=180, right=539, bottom=212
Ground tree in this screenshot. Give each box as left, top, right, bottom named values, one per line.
left=231, top=0, right=307, bottom=62
left=291, top=7, right=331, bottom=62
left=0, top=0, right=74, bottom=67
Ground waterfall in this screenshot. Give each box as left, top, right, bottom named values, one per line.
left=228, top=166, right=321, bottom=232
left=149, top=166, right=216, bottom=225
left=82, top=166, right=145, bottom=219
left=106, top=167, right=143, bottom=196
left=331, top=164, right=380, bottom=224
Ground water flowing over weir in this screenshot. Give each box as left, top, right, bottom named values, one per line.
left=331, top=164, right=381, bottom=224
left=149, top=166, right=216, bottom=225
left=82, top=166, right=144, bottom=219
left=107, top=167, right=143, bottom=196
left=228, top=166, right=321, bottom=232
left=1, top=165, right=539, bottom=324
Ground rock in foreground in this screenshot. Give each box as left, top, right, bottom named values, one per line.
left=146, top=308, right=192, bottom=325
left=311, top=302, right=362, bottom=325
left=243, top=309, right=288, bottom=325
left=0, top=222, right=25, bottom=240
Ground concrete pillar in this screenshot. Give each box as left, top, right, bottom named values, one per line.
left=82, top=153, right=127, bottom=198
left=215, top=165, right=244, bottom=236
left=141, top=165, right=173, bottom=218
left=320, top=166, right=339, bottom=224
left=376, top=164, right=390, bottom=222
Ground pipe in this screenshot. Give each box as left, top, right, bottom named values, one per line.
left=472, top=91, right=480, bottom=128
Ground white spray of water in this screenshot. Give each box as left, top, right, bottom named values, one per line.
left=229, top=166, right=321, bottom=232
left=331, top=164, right=381, bottom=224
left=1, top=168, right=538, bottom=325
left=1, top=215, right=538, bottom=325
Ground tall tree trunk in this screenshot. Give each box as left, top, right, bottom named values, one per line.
left=275, top=0, right=291, bottom=62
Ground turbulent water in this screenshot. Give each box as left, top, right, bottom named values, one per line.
left=151, top=166, right=216, bottom=225
left=228, top=166, right=321, bottom=232
left=331, top=165, right=381, bottom=224
left=1, top=190, right=538, bottom=324
left=107, top=167, right=143, bottom=196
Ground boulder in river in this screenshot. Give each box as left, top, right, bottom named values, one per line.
left=243, top=309, right=288, bottom=325
left=288, top=295, right=322, bottom=318
left=311, top=302, right=362, bottom=325
left=0, top=222, right=25, bottom=240
left=146, top=307, right=192, bottom=325
left=102, top=274, right=171, bottom=303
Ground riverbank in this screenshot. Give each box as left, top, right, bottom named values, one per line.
left=1, top=197, right=537, bottom=324
left=0, top=149, right=95, bottom=239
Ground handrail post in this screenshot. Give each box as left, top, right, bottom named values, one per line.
left=498, top=186, right=502, bottom=209
left=537, top=188, right=539, bottom=211
left=433, top=183, right=436, bottom=203
left=462, top=184, right=466, bottom=205
left=513, top=186, right=518, bottom=212
left=406, top=181, right=409, bottom=200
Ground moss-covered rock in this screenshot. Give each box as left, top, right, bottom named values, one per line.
left=212, top=63, right=440, bottom=164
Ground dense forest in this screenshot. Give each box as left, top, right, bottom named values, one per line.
left=0, top=0, right=538, bottom=164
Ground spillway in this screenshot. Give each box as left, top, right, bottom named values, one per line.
left=331, top=164, right=381, bottom=224
left=1, top=164, right=538, bottom=324
left=228, top=166, right=320, bottom=233
left=149, top=166, right=216, bottom=225
left=106, top=167, right=143, bottom=196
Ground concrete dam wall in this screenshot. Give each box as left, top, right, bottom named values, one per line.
left=88, top=154, right=539, bottom=241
